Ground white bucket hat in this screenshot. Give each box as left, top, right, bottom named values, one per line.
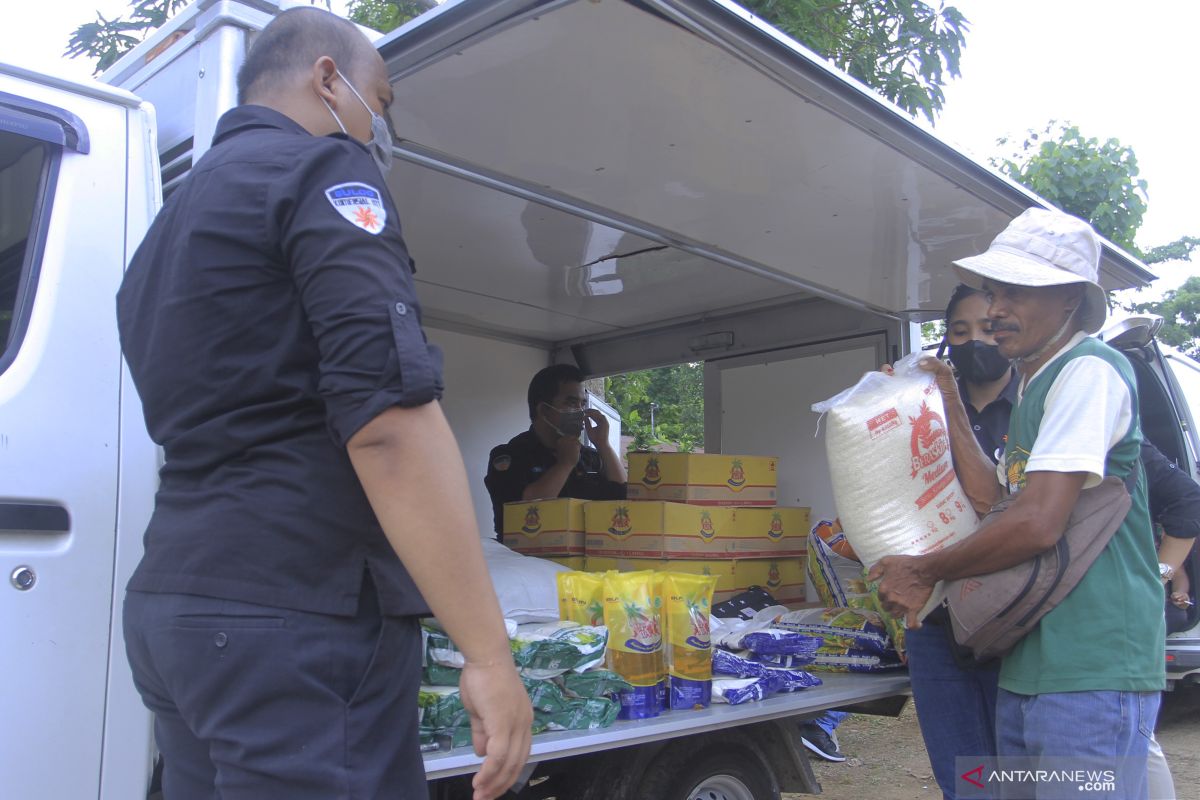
left=953, top=207, right=1108, bottom=334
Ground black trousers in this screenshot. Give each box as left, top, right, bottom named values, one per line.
left=124, top=574, right=427, bottom=799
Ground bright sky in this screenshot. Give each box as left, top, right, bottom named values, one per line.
left=3, top=0, right=1196, bottom=296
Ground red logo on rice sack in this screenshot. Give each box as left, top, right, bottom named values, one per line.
left=767, top=561, right=782, bottom=588
left=909, top=401, right=949, bottom=478
left=698, top=511, right=716, bottom=540
left=642, top=457, right=662, bottom=487
left=521, top=505, right=541, bottom=535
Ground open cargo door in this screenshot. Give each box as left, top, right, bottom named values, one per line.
left=375, top=0, right=1155, bottom=358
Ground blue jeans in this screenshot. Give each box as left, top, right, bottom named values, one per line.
left=995, top=688, right=1160, bottom=800
left=906, top=622, right=1000, bottom=799
left=813, top=710, right=849, bottom=736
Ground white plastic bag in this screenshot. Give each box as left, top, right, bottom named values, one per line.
left=811, top=353, right=976, bottom=570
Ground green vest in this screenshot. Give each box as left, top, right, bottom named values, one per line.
left=999, top=337, right=1165, bottom=695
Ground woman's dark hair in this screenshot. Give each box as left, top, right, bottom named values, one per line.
left=945, top=283, right=986, bottom=323
left=527, top=364, right=585, bottom=421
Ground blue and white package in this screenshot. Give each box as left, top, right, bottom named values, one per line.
left=712, top=648, right=768, bottom=678
left=749, top=651, right=819, bottom=668
left=741, top=630, right=824, bottom=657
left=711, top=677, right=772, bottom=705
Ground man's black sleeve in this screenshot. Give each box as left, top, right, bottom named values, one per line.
left=269, top=138, right=444, bottom=447
left=484, top=445, right=526, bottom=537
left=1142, top=442, right=1200, bottom=539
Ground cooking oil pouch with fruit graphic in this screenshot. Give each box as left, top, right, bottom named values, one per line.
left=557, top=571, right=606, bottom=627
left=653, top=571, right=668, bottom=712
left=511, top=621, right=608, bottom=679
left=663, top=572, right=718, bottom=710
left=602, top=570, right=662, bottom=719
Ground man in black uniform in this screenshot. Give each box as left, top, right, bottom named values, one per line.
left=485, top=364, right=626, bottom=540
left=116, top=9, right=529, bottom=799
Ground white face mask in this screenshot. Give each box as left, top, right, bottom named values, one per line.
left=321, top=68, right=394, bottom=174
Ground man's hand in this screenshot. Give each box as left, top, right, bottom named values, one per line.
left=583, top=408, right=609, bottom=447
left=554, top=434, right=582, bottom=466
left=867, top=555, right=936, bottom=629
left=916, top=356, right=963, bottom=410
left=459, top=660, right=534, bottom=800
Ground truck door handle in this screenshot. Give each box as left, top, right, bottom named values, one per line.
left=0, top=502, right=70, bottom=534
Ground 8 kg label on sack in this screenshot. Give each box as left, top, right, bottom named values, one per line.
left=813, top=355, right=976, bottom=570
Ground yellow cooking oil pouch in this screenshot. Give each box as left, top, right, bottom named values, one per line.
left=652, top=571, right=668, bottom=712
left=602, top=570, right=662, bottom=719
left=663, top=572, right=718, bottom=710
left=557, top=571, right=605, bottom=627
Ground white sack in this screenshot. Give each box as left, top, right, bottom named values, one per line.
left=480, top=537, right=565, bottom=623
left=812, top=353, right=976, bottom=571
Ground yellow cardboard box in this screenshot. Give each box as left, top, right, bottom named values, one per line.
left=584, top=500, right=738, bottom=559
left=728, top=557, right=806, bottom=605
left=502, top=498, right=586, bottom=557
left=727, top=507, right=810, bottom=557
left=582, top=555, right=805, bottom=606
left=626, top=452, right=778, bottom=506
left=543, top=555, right=587, bottom=570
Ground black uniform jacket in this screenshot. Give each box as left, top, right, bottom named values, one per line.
left=117, top=106, right=442, bottom=616
left=484, top=429, right=626, bottom=539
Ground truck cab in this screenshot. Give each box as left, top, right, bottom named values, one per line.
left=0, top=0, right=1166, bottom=797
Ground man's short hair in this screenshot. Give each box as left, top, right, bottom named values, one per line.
left=236, top=8, right=370, bottom=105
left=528, top=364, right=584, bottom=420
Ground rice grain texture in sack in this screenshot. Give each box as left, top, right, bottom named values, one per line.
left=812, top=354, right=976, bottom=570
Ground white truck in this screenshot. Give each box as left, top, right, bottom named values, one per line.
left=1, top=0, right=1181, bottom=797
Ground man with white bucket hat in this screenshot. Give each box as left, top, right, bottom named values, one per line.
left=872, top=207, right=1164, bottom=799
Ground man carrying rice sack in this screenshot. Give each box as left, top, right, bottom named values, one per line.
left=871, top=208, right=1164, bottom=800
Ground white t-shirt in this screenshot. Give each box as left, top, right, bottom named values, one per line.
left=998, top=332, right=1133, bottom=491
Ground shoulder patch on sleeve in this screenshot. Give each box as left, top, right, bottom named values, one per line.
left=492, top=454, right=512, bottom=472
left=324, top=182, right=387, bottom=234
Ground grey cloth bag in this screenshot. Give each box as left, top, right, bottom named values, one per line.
left=945, top=474, right=1134, bottom=662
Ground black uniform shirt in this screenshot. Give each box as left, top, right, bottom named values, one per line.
left=116, top=106, right=443, bottom=616
left=1142, top=441, right=1200, bottom=540
left=484, top=429, right=626, bottom=538
left=962, top=372, right=1019, bottom=464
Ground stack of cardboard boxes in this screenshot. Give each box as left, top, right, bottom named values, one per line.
left=503, top=452, right=808, bottom=605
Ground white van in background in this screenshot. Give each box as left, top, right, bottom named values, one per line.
left=1102, top=315, right=1200, bottom=688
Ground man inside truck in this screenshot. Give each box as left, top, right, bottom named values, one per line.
left=873, top=208, right=1164, bottom=798
left=485, top=364, right=627, bottom=540
left=115, top=9, right=530, bottom=799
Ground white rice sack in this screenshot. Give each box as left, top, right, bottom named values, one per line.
left=811, top=353, right=976, bottom=569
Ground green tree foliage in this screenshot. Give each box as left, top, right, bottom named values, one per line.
left=605, top=364, right=704, bottom=453
left=740, top=0, right=969, bottom=123
left=65, top=0, right=432, bottom=74
left=345, top=0, right=429, bottom=32
left=66, top=0, right=189, bottom=74
left=1142, top=236, right=1200, bottom=266
left=1133, top=277, right=1200, bottom=358
left=994, top=122, right=1148, bottom=254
